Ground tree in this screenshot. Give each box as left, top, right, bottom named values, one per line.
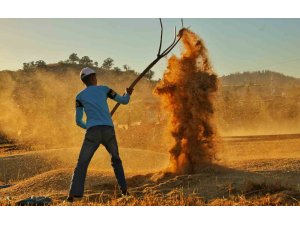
left=23, top=61, right=35, bottom=72
left=23, top=62, right=32, bottom=72
left=145, top=70, right=155, bottom=80
left=113, top=67, right=121, bottom=74
left=123, top=64, right=130, bottom=71
left=123, top=64, right=137, bottom=75
left=68, top=53, right=80, bottom=64
left=101, top=57, right=114, bottom=70
left=35, top=60, right=47, bottom=68
left=79, top=56, right=93, bottom=67
left=58, top=60, right=65, bottom=65
left=94, top=61, right=99, bottom=67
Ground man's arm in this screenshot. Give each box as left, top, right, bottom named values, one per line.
left=75, top=100, right=87, bottom=129
left=107, top=88, right=133, bottom=105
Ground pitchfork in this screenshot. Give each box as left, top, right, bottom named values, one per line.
left=110, top=18, right=184, bottom=116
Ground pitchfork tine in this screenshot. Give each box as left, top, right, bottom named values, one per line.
left=173, top=26, right=177, bottom=45
left=162, top=37, right=182, bottom=57
left=161, top=26, right=178, bottom=56
left=157, top=18, right=163, bottom=56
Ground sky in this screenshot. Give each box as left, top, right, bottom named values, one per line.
left=0, top=18, right=300, bottom=79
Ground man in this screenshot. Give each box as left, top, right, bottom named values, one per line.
left=67, top=67, right=133, bottom=202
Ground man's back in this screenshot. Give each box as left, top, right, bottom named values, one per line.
left=68, top=68, right=132, bottom=202
left=76, top=85, right=129, bottom=129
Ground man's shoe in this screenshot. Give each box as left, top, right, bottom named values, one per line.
left=121, top=190, right=130, bottom=197
left=66, top=195, right=83, bottom=203
left=66, top=196, right=74, bottom=203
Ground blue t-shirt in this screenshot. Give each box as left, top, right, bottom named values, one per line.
left=75, top=85, right=130, bottom=129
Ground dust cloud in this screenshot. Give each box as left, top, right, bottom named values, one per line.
left=155, top=28, right=219, bottom=174
left=0, top=69, right=86, bottom=147
left=0, top=68, right=168, bottom=174
left=0, top=68, right=161, bottom=152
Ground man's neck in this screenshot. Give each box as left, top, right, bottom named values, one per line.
left=86, top=84, right=96, bottom=87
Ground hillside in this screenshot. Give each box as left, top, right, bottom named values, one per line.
left=220, top=71, right=300, bottom=97
left=220, top=70, right=300, bottom=86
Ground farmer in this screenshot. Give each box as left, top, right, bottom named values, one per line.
left=67, top=67, right=133, bottom=202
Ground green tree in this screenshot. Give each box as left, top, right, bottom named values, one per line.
left=68, top=53, right=80, bottom=64
left=101, top=57, right=114, bottom=70
left=94, top=61, right=99, bottom=67
left=123, top=64, right=137, bottom=75
left=123, top=64, right=130, bottom=71
left=58, top=60, right=65, bottom=65
left=23, top=61, right=35, bottom=72
left=145, top=70, right=155, bottom=80
left=113, top=67, right=121, bottom=74
left=79, top=56, right=93, bottom=67
left=23, top=63, right=31, bottom=72
left=35, top=60, right=47, bottom=68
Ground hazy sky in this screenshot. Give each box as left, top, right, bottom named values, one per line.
left=0, top=18, right=300, bottom=79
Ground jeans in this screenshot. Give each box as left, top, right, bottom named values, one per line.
left=69, top=125, right=127, bottom=196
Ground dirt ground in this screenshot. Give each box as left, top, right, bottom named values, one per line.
left=0, top=134, right=300, bottom=206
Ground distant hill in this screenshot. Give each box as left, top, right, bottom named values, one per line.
left=220, top=70, right=300, bottom=87
left=219, top=70, right=300, bottom=98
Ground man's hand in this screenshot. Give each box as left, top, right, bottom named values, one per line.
left=126, top=87, right=134, bottom=95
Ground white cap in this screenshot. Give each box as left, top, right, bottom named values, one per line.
left=80, top=67, right=96, bottom=80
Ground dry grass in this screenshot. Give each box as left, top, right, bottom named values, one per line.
left=1, top=185, right=299, bottom=206
left=1, top=168, right=300, bottom=206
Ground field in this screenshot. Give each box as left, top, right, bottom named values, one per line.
left=1, top=133, right=300, bottom=206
